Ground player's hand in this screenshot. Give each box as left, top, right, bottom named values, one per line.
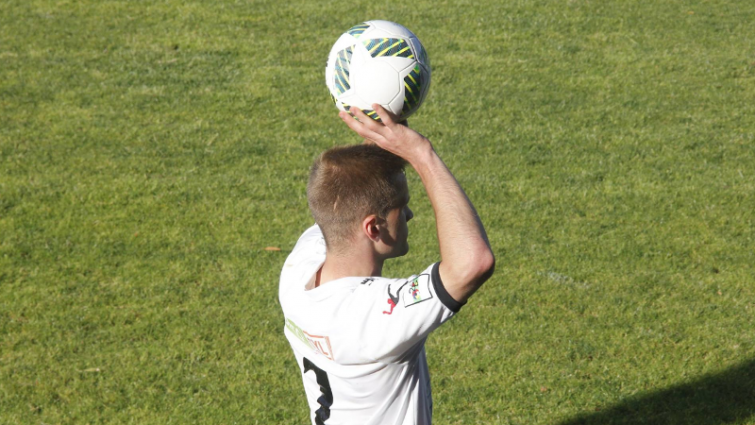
left=340, top=104, right=431, bottom=162
left=361, top=116, right=407, bottom=145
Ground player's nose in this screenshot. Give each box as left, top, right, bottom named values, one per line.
left=405, top=205, right=414, bottom=222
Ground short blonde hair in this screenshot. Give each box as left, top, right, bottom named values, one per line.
left=307, top=144, right=407, bottom=250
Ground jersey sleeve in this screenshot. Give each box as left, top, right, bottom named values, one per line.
left=340, top=262, right=465, bottom=364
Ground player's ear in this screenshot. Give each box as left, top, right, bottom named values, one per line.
left=361, top=215, right=381, bottom=242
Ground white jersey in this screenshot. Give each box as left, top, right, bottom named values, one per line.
left=279, top=225, right=464, bottom=425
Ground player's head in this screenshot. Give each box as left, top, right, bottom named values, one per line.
left=307, top=144, right=413, bottom=257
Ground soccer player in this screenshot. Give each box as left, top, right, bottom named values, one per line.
left=279, top=104, right=495, bottom=425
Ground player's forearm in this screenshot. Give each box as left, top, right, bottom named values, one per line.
left=408, top=146, right=495, bottom=303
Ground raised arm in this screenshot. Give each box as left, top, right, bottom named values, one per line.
left=339, top=105, right=495, bottom=304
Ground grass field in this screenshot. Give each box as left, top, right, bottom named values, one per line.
left=2, top=0, right=755, bottom=423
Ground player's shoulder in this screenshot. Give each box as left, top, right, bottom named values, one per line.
left=359, top=263, right=465, bottom=314
left=281, top=225, right=325, bottom=272
left=345, top=265, right=432, bottom=305
left=291, top=224, right=326, bottom=257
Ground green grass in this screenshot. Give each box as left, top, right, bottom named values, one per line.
left=1, top=0, right=754, bottom=423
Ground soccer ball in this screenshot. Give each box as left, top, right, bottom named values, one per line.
left=325, top=20, right=431, bottom=121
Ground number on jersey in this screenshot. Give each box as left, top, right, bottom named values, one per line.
left=303, top=357, right=333, bottom=424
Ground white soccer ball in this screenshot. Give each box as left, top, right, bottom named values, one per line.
left=325, top=20, right=431, bottom=121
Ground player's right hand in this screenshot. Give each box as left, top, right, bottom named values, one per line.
left=340, top=104, right=433, bottom=163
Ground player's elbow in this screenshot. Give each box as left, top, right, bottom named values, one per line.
left=438, top=247, right=495, bottom=303
left=453, top=247, right=495, bottom=286
left=473, top=248, right=495, bottom=284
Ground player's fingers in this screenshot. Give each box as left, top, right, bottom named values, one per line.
left=341, top=109, right=382, bottom=141
left=339, top=110, right=368, bottom=134
left=338, top=111, right=352, bottom=122
left=350, top=107, right=387, bottom=135
left=372, top=104, right=398, bottom=128
left=351, top=107, right=379, bottom=126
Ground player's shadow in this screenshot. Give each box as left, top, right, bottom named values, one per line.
left=557, top=358, right=755, bottom=425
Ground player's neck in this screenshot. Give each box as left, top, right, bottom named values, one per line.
left=316, top=251, right=384, bottom=287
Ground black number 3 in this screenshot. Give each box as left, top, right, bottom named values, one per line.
left=303, top=357, right=333, bottom=424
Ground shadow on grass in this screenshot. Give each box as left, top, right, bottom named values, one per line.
left=558, top=358, right=755, bottom=425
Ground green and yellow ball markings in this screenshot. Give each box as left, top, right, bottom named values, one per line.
left=346, top=23, right=370, bottom=38
left=402, top=65, right=423, bottom=115
left=343, top=106, right=381, bottom=122
left=361, top=109, right=382, bottom=122
left=363, top=38, right=413, bottom=58
left=333, top=46, right=354, bottom=95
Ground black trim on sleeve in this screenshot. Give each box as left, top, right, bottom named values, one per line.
left=431, top=262, right=465, bottom=313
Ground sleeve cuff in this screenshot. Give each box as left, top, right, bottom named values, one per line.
left=431, top=262, right=465, bottom=313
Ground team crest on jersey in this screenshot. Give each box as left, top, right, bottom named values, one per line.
left=402, top=274, right=433, bottom=307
